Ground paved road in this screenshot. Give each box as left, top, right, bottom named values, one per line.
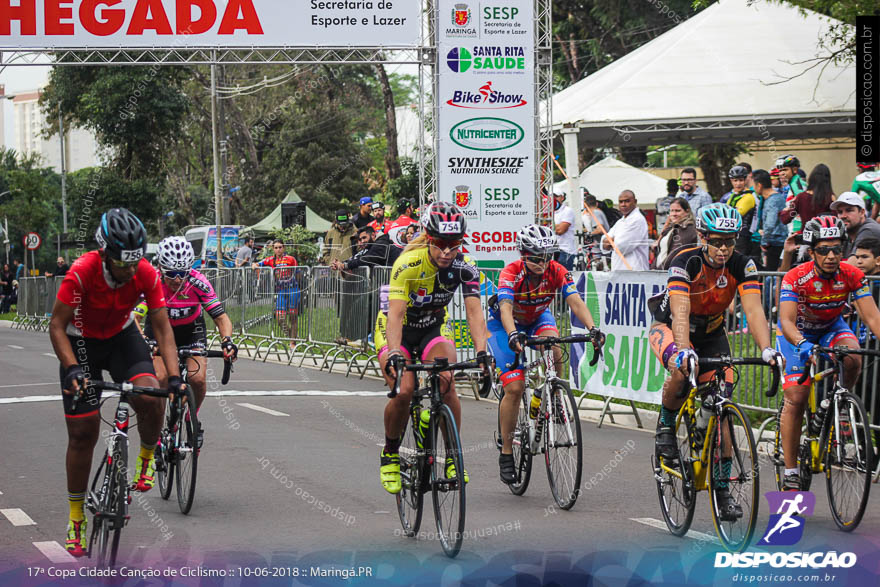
left=0, top=328, right=878, bottom=585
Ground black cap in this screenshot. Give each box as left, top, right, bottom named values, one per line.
left=397, top=199, right=412, bottom=213
left=335, top=209, right=350, bottom=223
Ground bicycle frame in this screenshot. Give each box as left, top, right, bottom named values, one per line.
left=91, top=396, right=133, bottom=525
left=519, top=344, right=570, bottom=452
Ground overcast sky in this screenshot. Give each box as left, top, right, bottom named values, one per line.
left=1, top=60, right=52, bottom=147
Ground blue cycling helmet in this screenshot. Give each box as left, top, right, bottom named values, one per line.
left=695, top=203, right=742, bottom=235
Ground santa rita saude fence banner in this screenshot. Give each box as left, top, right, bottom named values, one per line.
left=569, top=271, right=668, bottom=405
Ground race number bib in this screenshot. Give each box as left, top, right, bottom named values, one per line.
left=439, top=221, right=461, bottom=234
left=120, top=249, right=144, bottom=262
left=819, top=227, right=840, bottom=239
left=715, top=217, right=738, bottom=230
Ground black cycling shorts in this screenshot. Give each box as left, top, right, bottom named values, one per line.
left=397, top=325, right=454, bottom=362
left=60, top=323, right=155, bottom=417
left=144, top=314, right=208, bottom=351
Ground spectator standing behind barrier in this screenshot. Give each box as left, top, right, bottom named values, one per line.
left=655, top=179, right=678, bottom=232
left=849, top=237, right=880, bottom=460
left=14, top=258, right=24, bottom=280
left=252, top=239, right=300, bottom=342
left=235, top=234, right=255, bottom=267
left=601, top=190, right=650, bottom=271
left=337, top=225, right=376, bottom=343
left=368, top=202, right=393, bottom=236
left=778, top=163, right=835, bottom=231
left=724, top=165, right=760, bottom=264
left=652, top=197, right=697, bottom=270
left=46, top=256, right=70, bottom=278
left=552, top=189, right=577, bottom=270
left=852, top=163, right=880, bottom=219
left=320, top=210, right=357, bottom=266
left=676, top=168, right=713, bottom=217
left=756, top=169, right=787, bottom=271
left=0, top=263, right=13, bottom=313
left=392, top=199, right=417, bottom=228
left=352, top=196, right=373, bottom=229
left=831, top=192, right=880, bottom=261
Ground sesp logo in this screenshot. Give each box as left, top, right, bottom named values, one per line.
left=758, top=491, right=816, bottom=546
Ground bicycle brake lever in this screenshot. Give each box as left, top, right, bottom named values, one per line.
left=589, top=345, right=601, bottom=367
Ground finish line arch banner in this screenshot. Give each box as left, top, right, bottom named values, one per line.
left=0, top=1, right=422, bottom=48
left=569, top=271, right=668, bottom=405
left=436, top=0, right=536, bottom=269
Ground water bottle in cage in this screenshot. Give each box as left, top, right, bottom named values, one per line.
left=809, top=398, right=830, bottom=436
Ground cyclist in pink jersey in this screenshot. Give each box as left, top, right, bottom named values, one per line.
left=145, top=237, right=238, bottom=427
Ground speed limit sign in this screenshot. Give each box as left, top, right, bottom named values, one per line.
left=24, top=232, right=42, bottom=251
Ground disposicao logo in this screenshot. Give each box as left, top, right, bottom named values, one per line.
left=450, top=117, right=524, bottom=151
left=714, top=492, right=857, bottom=569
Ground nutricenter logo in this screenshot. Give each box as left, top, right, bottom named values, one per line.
left=450, top=118, right=524, bottom=151
left=446, top=47, right=526, bottom=72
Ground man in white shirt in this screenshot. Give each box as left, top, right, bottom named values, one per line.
left=601, top=190, right=650, bottom=271
left=553, top=189, right=578, bottom=270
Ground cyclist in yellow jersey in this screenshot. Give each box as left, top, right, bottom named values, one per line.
left=379, top=202, right=492, bottom=494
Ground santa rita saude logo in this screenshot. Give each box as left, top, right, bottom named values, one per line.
left=446, top=47, right=526, bottom=73
left=447, top=81, right=527, bottom=109
left=450, top=117, right=524, bottom=151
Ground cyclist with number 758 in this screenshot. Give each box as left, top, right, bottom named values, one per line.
left=488, top=225, right=604, bottom=485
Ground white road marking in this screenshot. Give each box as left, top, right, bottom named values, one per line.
left=43, top=353, right=56, bottom=357
left=236, top=403, right=290, bottom=417
left=7, top=345, right=23, bottom=349
left=0, top=389, right=387, bottom=405
left=630, top=518, right=719, bottom=543
left=33, top=541, right=76, bottom=563
left=1, top=508, right=36, bottom=526
left=0, top=382, right=56, bottom=389
left=229, top=379, right=317, bottom=383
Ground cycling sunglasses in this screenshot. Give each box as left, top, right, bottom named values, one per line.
left=813, top=245, right=843, bottom=256
left=706, top=237, right=736, bottom=249
left=523, top=253, right=553, bottom=264
left=162, top=268, right=188, bottom=279
left=429, top=237, right=462, bottom=253
left=110, top=258, right=139, bottom=268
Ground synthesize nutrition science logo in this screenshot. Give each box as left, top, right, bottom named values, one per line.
left=715, top=491, right=857, bottom=570
left=447, top=81, right=528, bottom=109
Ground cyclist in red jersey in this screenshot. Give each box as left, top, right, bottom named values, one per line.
left=488, top=225, right=604, bottom=484
left=776, top=215, right=880, bottom=490
left=252, top=239, right=299, bottom=340
left=48, top=209, right=183, bottom=557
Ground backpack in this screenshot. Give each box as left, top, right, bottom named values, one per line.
left=599, top=199, right=623, bottom=228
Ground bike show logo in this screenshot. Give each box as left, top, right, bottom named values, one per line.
left=715, top=491, right=857, bottom=570
left=447, top=81, right=528, bottom=109
left=450, top=117, right=524, bottom=151
left=446, top=46, right=527, bottom=73
left=445, top=3, right=477, bottom=38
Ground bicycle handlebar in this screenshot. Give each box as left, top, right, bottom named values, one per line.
left=69, top=379, right=170, bottom=412
left=149, top=341, right=233, bottom=385
left=796, top=345, right=880, bottom=385
left=681, top=354, right=780, bottom=398
left=524, top=333, right=603, bottom=367
left=387, top=356, right=492, bottom=399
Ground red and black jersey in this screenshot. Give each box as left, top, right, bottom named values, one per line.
left=779, top=261, right=871, bottom=333
left=56, top=251, right=165, bottom=339
left=256, top=254, right=298, bottom=286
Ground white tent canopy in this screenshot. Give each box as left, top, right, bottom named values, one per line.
left=551, top=0, right=855, bottom=148
left=554, top=157, right=669, bottom=207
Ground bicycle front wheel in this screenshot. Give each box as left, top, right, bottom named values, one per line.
left=655, top=407, right=696, bottom=536
left=175, top=389, right=199, bottom=514
left=509, top=392, right=533, bottom=496
left=824, top=391, right=872, bottom=532
left=156, top=400, right=175, bottom=500
left=396, top=405, right=424, bottom=537
left=708, top=402, right=759, bottom=553
left=430, top=403, right=466, bottom=558
left=108, top=436, right=128, bottom=566
left=88, top=451, right=111, bottom=566
left=544, top=381, right=583, bottom=510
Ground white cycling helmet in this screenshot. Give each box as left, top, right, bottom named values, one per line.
left=157, top=236, right=195, bottom=272
left=517, top=224, right=558, bottom=255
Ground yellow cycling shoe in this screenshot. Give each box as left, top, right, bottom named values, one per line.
left=65, top=519, right=88, bottom=557
left=380, top=450, right=401, bottom=494
left=445, top=457, right=469, bottom=484
left=132, top=454, right=156, bottom=492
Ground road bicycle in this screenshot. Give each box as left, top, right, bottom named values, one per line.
left=653, top=355, right=779, bottom=552
left=497, top=334, right=599, bottom=510
left=769, top=345, right=875, bottom=531
left=73, top=381, right=169, bottom=568
left=152, top=344, right=232, bottom=514
left=390, top=356, right=491, bottom=558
